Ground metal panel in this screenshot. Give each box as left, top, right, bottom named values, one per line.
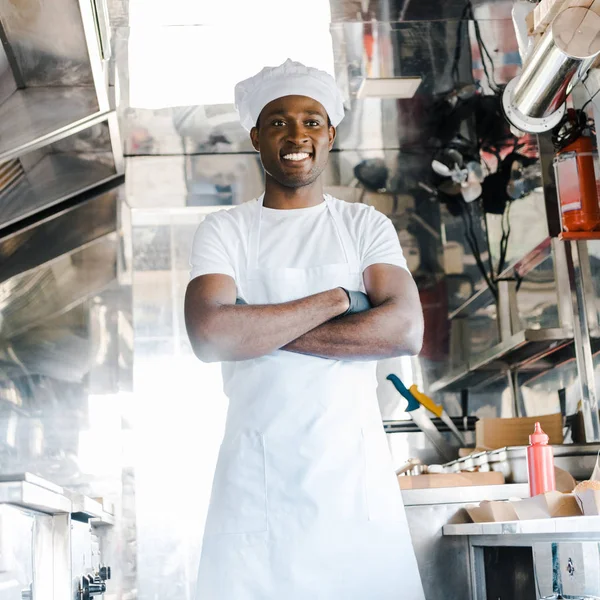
left=115, top=16, right=470, bottom=154
left=402, top=484, right=528, bottom=507
left=51, top=514, right=71, bottom=600
left=77, top=0, right=110, bottom=112
left=0, top=28, right=17, bottom=106
left=0, top=233, right=118, bottom=340
left=328, top=0, right=511, bottom=22
left=107, top=0, right=129, bottom=26
left=0, top=88, right=104, bottom=162
left=403, top=482, right=529, bottom=600
left=0, top=481, right=71, bottom=514
left=557, top=542, right=600, bottom=597
left=0, top=185, right=119, bottom=284
left=107, top=111, right=125, bottom=175
left=0, top=505, right=34, bottom=600
left=566, top=240, right=600, bottom=442
left=125, top=151, right=428, bottom=216
left=0, top=153, right=117, bottom=231
left=0, top=0, right=93, bottom=87
left=406, top=502, right=472, bottom=600
left=0, top=189, right=130, bottom=600
left=0, top=121, right=118, bottom=231
left=71, top=520, right=93, bottom=599
left=0, top=473, right=63, bottom=494
left=33, top=515, right=54, bottom=600
left=32, top=512, right=71, bottom=600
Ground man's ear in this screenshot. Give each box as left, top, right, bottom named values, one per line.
left=328, top=125, right=336, bottom=151
left=250, top=127, right=260, bottom=152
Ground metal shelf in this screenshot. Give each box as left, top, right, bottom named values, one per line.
left=0, top=183, right=120, bottom=284
left=0, top=153, right=118, bottom=230
left=0, top=479, right=72, bottom=514
left=429, top=327, right=575, bottom=393
left=384, top=416, right=477, bottom=434
left=449, top=237, right=554, bottom=320
left=0, top=87, right=109, bottom=162
left=1, top=234, right=118, bottom=339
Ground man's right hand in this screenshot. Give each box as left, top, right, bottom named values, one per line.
left=338, top=288, right=372, bottom=317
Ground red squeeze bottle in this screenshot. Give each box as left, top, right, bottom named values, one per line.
left=527, top=422, right=556, bottom=497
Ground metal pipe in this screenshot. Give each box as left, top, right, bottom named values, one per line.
left=516, top=8, right=600, bottom=117
left=503, top=7, right=600, bottom=133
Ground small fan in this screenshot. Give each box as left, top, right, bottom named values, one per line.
left=431, top=147, right=484, bottom=203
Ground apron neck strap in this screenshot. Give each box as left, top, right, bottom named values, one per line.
left=324, top=195, right=360, bottom=272
left=247, top=193, right=265, bottom=271
left=247, top=193, right=360, bottom=272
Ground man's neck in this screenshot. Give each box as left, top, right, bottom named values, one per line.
left=263, top=177, right=324, bottom=210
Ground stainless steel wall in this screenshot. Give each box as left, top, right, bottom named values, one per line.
left=0, top=185, right=134, bottom=599
left=0, top=0, right=94, bottom=86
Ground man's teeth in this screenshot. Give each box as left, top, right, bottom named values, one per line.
left=282, top=152, right=310, bottom=161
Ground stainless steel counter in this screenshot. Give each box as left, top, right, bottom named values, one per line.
left=402, top=483, right=529, bottom=507
left=0, top=474, right=115, bottom=600
left=401, top=484, right=530, bottom=600
left=0, top=478, right=72, bottom=514
left=444, top=515, right=600, bottom=537
left=441, top=514, right=600, bottom=599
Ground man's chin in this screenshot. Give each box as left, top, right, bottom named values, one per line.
left=275, top=172, right=321, bottom=189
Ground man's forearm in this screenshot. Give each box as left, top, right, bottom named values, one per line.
left=283, top=300, right=422, bottom=360
left=187, top=288, right=349, bottom=362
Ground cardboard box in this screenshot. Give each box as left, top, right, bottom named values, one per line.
left=458, top=447, right=487, bottom=458
left=575, top=489, right=600, bottom=515
left=397, top=471, right=504, bottom=490
left=475, top=414, right=563, bottom=450
left=556, top=467, right=577, bottom=493
left=467, top=501, right=518, bottom=523
left=512, top=491, right=582, bottom=520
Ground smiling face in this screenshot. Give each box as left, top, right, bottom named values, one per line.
left=250, top=95, right=336, bottom=189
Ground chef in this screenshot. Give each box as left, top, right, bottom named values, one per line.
left=185, top=59, right=426, bottom=599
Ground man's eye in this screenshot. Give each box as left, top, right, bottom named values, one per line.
left=307, top=120, right=321, bottom=126
left=272, top=120, right=285, bottom=127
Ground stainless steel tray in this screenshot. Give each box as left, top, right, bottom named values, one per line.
left=487, top=444, right=600, bottom=483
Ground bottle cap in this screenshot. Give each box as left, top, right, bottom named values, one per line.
left=529, top=422, right=549, bottom=445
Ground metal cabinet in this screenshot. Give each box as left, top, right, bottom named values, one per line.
left=0, top=474, right=113, bottom=600
left=444, top=516, right=600, bottom=600
left=0, top=0, right=123, bottom=234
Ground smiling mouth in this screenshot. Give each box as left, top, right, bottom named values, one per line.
left=281, top=152, right=312, bottom=162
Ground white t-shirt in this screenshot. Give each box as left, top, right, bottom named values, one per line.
left=189, top=197, right=408, bottom=285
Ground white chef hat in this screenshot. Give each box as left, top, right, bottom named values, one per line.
left=234, top=59, right=345, bottom=132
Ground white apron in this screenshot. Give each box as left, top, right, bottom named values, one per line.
left=195, top=195, right=425, bottom=600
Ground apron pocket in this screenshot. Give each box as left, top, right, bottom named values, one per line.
left=362, top=427, right=403, bottom=522
left=204, top=430, right=268, bottom=536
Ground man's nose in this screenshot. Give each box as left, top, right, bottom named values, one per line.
left=286, top=122, right=309, bottom=144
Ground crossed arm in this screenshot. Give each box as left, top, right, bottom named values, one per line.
left=184, top=264, right=423, bottom=363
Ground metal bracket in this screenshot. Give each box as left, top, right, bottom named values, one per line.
left=449, top=318, right=470, bottom=369
left=552, top=238, right=574, bottom=330
left=497, top=280, right=521, bottom=342
left=565, top=240, right=600, bottom=442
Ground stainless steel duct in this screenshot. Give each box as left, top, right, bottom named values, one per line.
left=503, top=7, right=600, bottom=133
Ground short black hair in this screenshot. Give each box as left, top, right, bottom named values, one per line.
left=255, top=115, right=332, bottom=130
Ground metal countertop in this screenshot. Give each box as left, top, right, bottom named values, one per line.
left=401, top=483, right=529, bottom=506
